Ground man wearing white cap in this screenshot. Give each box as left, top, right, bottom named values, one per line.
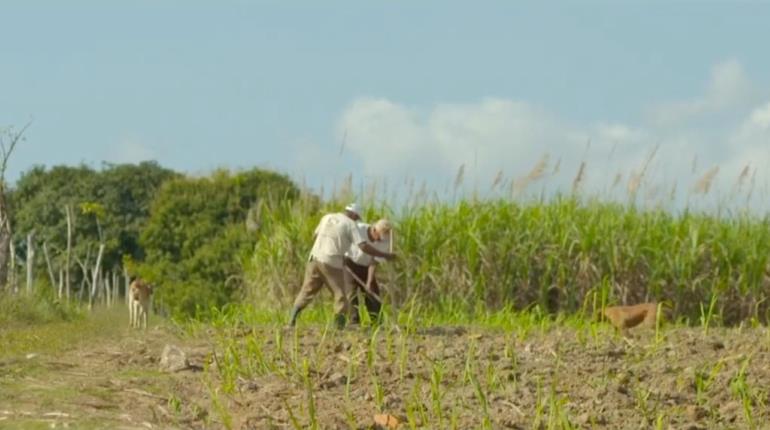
left=288, top=203, right=396, bottom=328
left=344, top=202, right=362, bottom=221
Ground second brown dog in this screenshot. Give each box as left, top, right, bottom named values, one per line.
left=603, top=302, right=660, bottom=337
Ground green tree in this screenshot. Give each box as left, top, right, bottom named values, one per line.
left=137, top=168, right=300, bottom=318
left=9, top=162, right=178, bottom=291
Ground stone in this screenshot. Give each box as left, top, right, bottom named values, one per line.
left=159, top=345, right=189, bottom=372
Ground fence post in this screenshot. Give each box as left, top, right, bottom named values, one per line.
left=25, top=232, right=35, bottom=295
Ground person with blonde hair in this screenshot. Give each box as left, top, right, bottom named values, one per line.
left=288, top=204, right=396, bottom=328
left=344, top=218, right=393, bottom=324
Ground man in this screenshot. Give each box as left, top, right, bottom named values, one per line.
left=288, top=203, right=396, bottom=328
left=345, top=219, right=393, bottom=324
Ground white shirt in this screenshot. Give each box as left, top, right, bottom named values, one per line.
left=310, top=213, right=366, bottom=269
left=345, top=222, right=391, bottom=266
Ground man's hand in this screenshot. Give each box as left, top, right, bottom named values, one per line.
left=359, top=242, right=397, bottom=261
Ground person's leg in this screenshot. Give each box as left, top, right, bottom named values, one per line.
left=365, top=275, right=382, bottom=323
left=349, top=290, right=362, bottom=324
left=289, top=261, right=325, bottom=326
left=320, top=262, right=350, bottom=329
left=344, top=258, right=368, bottom=324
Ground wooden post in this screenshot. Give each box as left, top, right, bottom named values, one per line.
left=0, top=216, right=10, bottom=293
left=112, top=271, right=119, bottom=307
left=0, top=122, right=29, bottom=292
left=58, top=268, right=64, bottom=299
left=124, top=266, right=130, bottom=306
left=89, top=244, right=105, bottom=310
left=65, top=205, right=73, bottom=301
left=76, top=248, right=91, bottom=304
left=78, top=276, right=86, bottom=301
left=42, top=242, right=57, bottom=292
left=25, top=232, right=35, bottom=295
left=9, top=232, right=16, bottom=294
left=104, top=274, right=111, bottom=306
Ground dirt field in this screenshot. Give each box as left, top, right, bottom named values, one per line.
left=1, top=314, right=769, bottom=429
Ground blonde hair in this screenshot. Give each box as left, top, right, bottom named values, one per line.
left=373, top=219, right=393, bottom=235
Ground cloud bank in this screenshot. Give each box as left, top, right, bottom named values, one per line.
left=328, top=60, right=770, bottom=212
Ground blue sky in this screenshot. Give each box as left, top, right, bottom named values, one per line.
left=2, top=1, right=770, bottom=210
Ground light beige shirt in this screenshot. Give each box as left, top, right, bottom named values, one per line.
left=310, top=213, right=366, bottom=269
left=345, top=222, right=391, bottom=266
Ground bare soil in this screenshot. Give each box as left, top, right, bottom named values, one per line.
left=0, top=322, right=212, bottom=429
left=1, top=317, right=769, bottom=429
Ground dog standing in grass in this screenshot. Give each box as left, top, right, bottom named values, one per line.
left=603, top=302, right=660, bottom=337
left=129, top=278, right=153, bottom=329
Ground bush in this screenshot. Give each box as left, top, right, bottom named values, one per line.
left=0, top=292, right=84, bottom=327
left=137, top=168, right=301, bottom=319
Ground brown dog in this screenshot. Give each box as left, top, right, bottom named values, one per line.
left=603, top=302, right=660, bottom=337
left=129, top=278, right=153, bottom=329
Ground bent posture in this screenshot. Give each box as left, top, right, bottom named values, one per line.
left=603, top=302, right=659, bottom=337
left=345, top=219, right=393, bottom=324
left=288, top=203, right=396, bottom=329
left=129, top=278, right=153, bottom=329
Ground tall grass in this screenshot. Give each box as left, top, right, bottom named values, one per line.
left=0, top=292, right=83, bottom=327
left=246, top=195, right=770, bottom=325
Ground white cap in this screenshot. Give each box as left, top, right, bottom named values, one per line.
left=344, top=202, right=362, bottom=216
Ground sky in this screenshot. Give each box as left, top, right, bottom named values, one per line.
left=2, top=1, right=770, bottom=212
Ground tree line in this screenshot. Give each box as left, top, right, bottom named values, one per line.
left=2, top=156, right=301, bottom=319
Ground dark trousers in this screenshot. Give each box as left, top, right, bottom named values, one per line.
left=344, top=257, right=381, bottom=323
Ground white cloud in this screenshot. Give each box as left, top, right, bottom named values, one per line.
left=337, top=98, right=584, bottom=188
left=110, top=138, right=156, bottom=163
left=647, top=59, right=752, bottom=127
left=336, top=98, right=436, bottom=177
left=311, top=59, right=770, bottom=211
left=737, top=102, right=770, bottom=137
left=722, top=102, right=770, bottom=196
left=335, top=96, right=702, bottom=200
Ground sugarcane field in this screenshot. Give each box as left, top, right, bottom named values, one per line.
left=4, top=2, right=770, bottom=429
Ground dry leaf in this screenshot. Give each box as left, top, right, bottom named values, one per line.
left=373, top=413, right=400, bottom=429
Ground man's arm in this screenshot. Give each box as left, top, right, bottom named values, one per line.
left=359, top=242, right=396, bottom=260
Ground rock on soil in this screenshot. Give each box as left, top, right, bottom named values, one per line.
left=159, top=344, right=189, bottom=372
